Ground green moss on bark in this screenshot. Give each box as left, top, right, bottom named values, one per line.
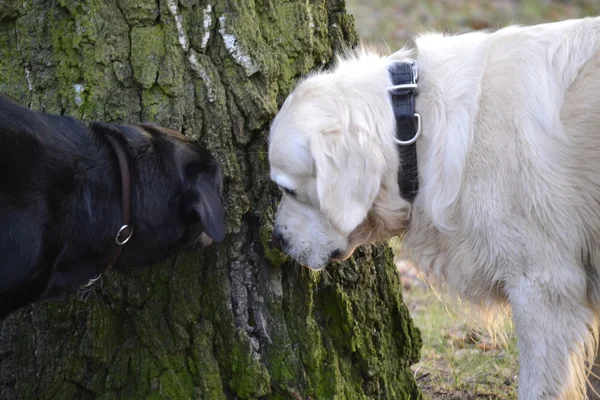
left=131, top=25, right=166, bottom=89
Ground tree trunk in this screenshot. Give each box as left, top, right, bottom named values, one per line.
left=0, top=0, right=422, bottom=399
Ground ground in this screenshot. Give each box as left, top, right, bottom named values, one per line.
left=397, top=260, right=518, bottom=400
left=345, top=1, right=600, bottom=399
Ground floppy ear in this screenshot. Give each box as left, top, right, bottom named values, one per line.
left=181, top=165, right=226, bottom=243
left=309, top=124, right=386, bottom=234
left=193, top=183, right=225, bottom=243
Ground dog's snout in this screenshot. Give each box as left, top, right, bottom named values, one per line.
left=271, top=230, right=287, bottom=251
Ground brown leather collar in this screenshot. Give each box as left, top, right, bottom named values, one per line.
left=104, top=133, right=133, bottom=269
left=83, top=128, right=133, bottom=288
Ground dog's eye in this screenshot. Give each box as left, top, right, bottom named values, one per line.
left=186, top=161, right=211, bottom=176
left=280, top=186, right=296, bottom=196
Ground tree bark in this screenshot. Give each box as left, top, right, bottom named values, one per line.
left=0, top=0, right=422, bottom=399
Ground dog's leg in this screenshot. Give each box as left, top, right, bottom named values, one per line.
left=508, top=264, right=598, bottom=399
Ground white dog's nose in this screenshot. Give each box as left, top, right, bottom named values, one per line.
left=271, top=230, right=287, bottom=251
left=329, top=249, right=341, bottom=261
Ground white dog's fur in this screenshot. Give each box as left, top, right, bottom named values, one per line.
left=269, top=16, right=600, bottom=398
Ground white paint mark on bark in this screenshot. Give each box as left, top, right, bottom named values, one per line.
left=218, top=15, right=259, bottom=76
left=25, top=67, right=33, bottom=91
left=167, top=0, right=189, bottom=53
left=188, top=51, right=215, bottom=102
left=73, top=83, right=84, bottom=106
left=307, top=3, right=314, bottom=29
left=201, top=5, right=212, bottom=50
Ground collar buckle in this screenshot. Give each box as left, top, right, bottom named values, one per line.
left=388, top=61, right=421, bottom=146
left=388, top=61, right=419, bottom=95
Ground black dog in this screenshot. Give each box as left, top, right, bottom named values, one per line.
left=0, top=95, right=225, bottom=318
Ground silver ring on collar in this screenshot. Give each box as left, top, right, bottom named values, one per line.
left=83, top=274, right=102, bottom=288
left=393, top=113, right=421, bottom=146
left=115, top=224, right=133, bottom=245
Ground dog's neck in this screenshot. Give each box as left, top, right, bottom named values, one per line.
left=389, top=32, right=491, bottom=230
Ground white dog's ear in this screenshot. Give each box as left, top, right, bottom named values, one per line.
left=309, top=125, right=386, bottom=234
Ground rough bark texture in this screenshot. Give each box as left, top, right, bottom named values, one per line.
left=0, top=1, right=422, bottom=399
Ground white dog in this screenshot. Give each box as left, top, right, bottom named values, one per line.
left=268, top=16, right=600, bottom=399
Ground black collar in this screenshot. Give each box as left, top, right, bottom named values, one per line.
left=388, top=61, right=421, bottom=202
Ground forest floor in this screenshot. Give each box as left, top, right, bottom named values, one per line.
left=345, top=1, right=600, bottom=399
left=396, top=260, right=518, bottom=400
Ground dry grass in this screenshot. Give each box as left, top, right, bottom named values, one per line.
left=397, top=261, right=518, bottom=400
left=345, top=1, right=600, bottom=399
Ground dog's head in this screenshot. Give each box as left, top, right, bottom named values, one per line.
left=90, top=122, right=225, bottom=268
left=268, top=49, right=412, bottom=269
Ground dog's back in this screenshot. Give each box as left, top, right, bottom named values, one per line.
left=0, top=96, right=86, bottom=307
left=405, top=17, right=600, bottom=398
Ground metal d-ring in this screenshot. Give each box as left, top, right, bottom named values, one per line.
left=83, top=274, right=102, bottom=288
left=393, top=113, right=421, bottom=146
left=115, top=224, right=133, bottom=245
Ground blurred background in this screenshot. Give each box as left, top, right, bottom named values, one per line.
left=347, top=0, right=600, bottom=49
left=344, top=1, right=600, bottom=399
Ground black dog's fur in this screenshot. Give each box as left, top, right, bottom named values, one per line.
left=0, top=95, right=225, bottom=318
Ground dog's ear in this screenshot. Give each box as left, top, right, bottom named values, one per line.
left=309, top=124, right=386, bottom=234
left=181, top=161, right=226, bottom=243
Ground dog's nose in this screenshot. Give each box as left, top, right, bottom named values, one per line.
left=271, top=230, right=287, bottom=251
left=329, top=249, right=341, bottom=261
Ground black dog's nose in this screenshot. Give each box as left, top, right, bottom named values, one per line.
left=271, top=230, right=287, bottom=251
